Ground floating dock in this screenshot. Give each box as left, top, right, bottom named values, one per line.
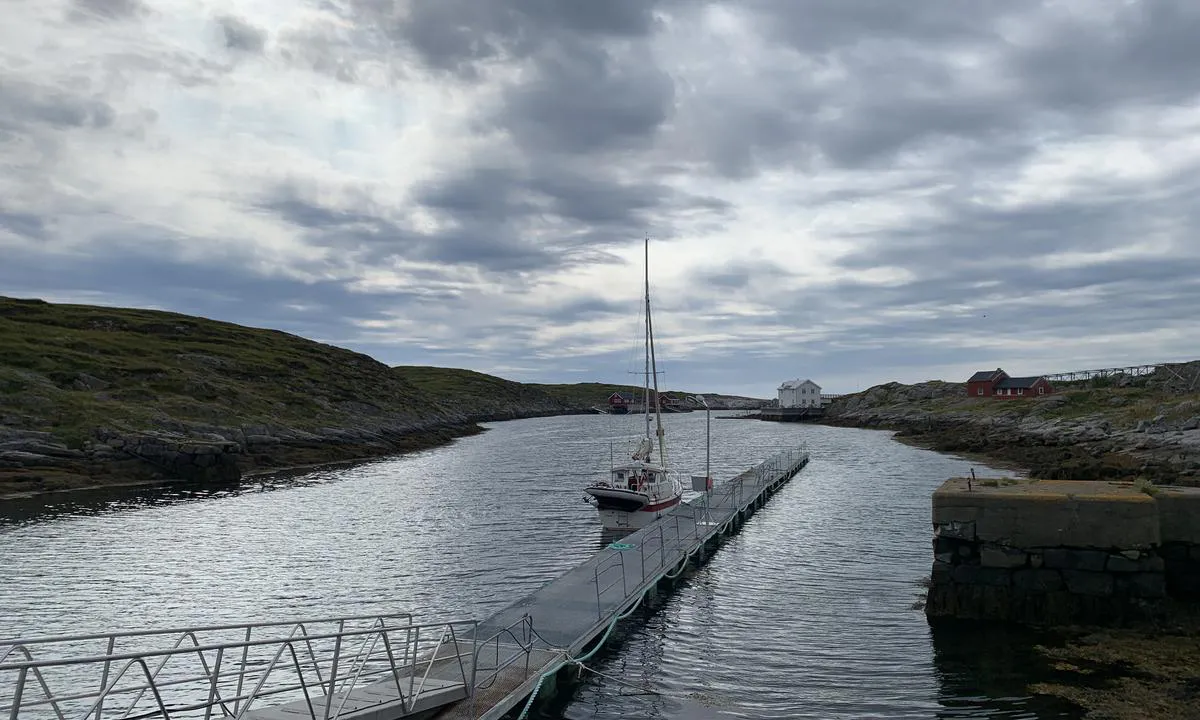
left=0, top=447, right=810, bottom=720
left=758, top=407, right=826, bottom=422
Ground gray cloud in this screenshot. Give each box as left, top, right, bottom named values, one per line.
left=362, top=0, right=669, bottom=79
left=668, top=0, right=1200, bottom=177
left=256, top=159, right=729, bottom=277
left=217, top=15, right=267, bottom=54
left=0, top=210, right=48, bottom=240
left=69, top=0, right=146, bottom=22
left=497, top=41, right=675, bottom=155
left=1009, top=1, right=1200, bottom=110
left=276, top=23, right=368, bottom=84
left=688, top=259, right=793, bottom=290
left=745, top=0, right=1028, bottom=53
left=0, top=80, right=116, bottom=131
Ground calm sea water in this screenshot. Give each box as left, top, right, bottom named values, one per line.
left=0, top=413, right=1078, bottom=718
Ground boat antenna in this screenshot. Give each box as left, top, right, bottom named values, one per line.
left=645, top=235, right=666, bottom=468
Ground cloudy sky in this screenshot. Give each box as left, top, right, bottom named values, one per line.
left=3, top=0, right=1199, bottom=397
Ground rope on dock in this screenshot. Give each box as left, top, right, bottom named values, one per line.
left=516, top=529, right=718, bottom=718
left=515, top=587, right=650, bottom=719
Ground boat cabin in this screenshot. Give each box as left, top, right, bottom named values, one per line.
left=611, top=462, right=666, bottom=491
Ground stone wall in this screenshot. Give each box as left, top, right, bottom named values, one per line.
left=925, top=478, right=1200, bottom=627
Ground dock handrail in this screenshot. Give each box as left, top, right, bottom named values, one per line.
left=469, top=615, right=535, bottom=695
left=0, top=615, right=479, bottom=720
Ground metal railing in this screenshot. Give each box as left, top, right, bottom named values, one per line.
left=0, top=613, right=486, bottom=720
left=470, top=615, right=534, bottom=694
left=1044, top=364, right=1160, bottom=382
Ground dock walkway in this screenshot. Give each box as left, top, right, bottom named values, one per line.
left=448, top=445, right=810, bottom=719
left=1, top=447, right=810, bottom=720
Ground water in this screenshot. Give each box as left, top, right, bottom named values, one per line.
left=0, top=413, right=1078, bottom=718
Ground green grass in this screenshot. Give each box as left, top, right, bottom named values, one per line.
left=906, top=385, right=1182, bottom=429
left=532, top=382, right=693, bottom=408
left=395, top=368, right=721, bottom=415
left=0, top=296, right=435, bottom=445
left=393, top=365, right=585, bottom=418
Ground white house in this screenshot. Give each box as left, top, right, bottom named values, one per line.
left=778, top=378, right=822, bottom=408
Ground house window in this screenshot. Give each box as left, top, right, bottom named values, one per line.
left=1038, top=386, right=1045, bottom=394
left=977, top=388, right=983, bottom=396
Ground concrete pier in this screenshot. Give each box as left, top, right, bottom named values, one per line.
left=925, top=477, right=1200, bottom=626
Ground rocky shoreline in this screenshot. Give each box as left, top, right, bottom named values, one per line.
left=0, top=408, right=591, bottom=499
left=821, top=362, right=1200, bottom=486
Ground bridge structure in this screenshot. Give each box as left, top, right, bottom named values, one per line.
left=1, top=446, right=811, bottom=720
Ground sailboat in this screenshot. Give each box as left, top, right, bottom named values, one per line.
left=583, top=237, right=684, bottom=531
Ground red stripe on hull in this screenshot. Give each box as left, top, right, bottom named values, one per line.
left=639, top=495, right=681, bottom=513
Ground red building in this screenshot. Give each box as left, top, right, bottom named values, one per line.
left=608, top=390, right=685, bottom=413
left=608, top=392, right=634, bottom=413
left=966, top=368, right=1054, bottom=398
left=967, top=368, right=1007, bottom=397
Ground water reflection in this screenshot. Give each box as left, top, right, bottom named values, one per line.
left=598, top=528, right=637, bottom=548
left=928, top=619, right=1082, bottom=719
left=0, top=457, right=411, bottom=529
left=0, top=479, right=240, bottom=528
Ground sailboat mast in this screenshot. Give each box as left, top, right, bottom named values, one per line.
left=643, top=238, right=651, bottom=440
left=645, top=236, right=666, bottom=468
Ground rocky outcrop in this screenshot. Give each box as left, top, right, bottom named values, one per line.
left=823, top=363, right=1200, bottom=485
left=0, top=415, right=495, bottom=496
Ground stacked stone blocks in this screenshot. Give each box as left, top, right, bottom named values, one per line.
left=926, top=479, right=1200, bottom=626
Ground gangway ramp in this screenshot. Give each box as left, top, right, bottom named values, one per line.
left=0, top=614, right=544, bottom=720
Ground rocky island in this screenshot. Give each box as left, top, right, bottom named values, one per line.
left=0, top=296, right=763, bottom=498
left=822, top=363, right=1200, bottom=486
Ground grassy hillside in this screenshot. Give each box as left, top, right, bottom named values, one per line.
left=0, top=296, right=439, bottom=446
left=833, top=376, right=1199, bottom=429
left=392, top=366, right=589, bottom=419
left=396, top=372, right=769, bottom=413
left=535, top=382, right=691, bottom=407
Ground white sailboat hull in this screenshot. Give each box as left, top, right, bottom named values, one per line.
left=598, top=506, right=668, bottom=531
left=584, top=482, right=683, bottom=531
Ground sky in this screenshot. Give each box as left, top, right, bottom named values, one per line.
left=2, top=0, right=1199, bottom=398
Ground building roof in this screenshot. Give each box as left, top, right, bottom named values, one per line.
left=968, top=368, right=1006, bottom=383
left=610, top=391, right=634, bottom=401
left=779, top=378, right=820, bottom=389
left=995, top=376, right=1045, bottom=389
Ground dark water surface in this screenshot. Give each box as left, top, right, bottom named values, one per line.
left=0, top=413, right=1078, bottom=718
